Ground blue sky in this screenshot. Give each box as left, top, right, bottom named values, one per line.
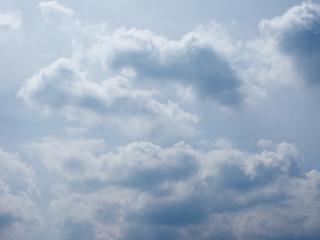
left=1, top=1, right=320, bottom=239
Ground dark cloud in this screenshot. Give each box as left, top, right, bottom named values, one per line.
left=122, top=225, right=180, bottom=240
left=0, top=213, right=19, bottom=231
left=95, top=202, right=121, bottom=224
left=111, top=42, right=242, bottom=106
left=126, top=198, right=206, bottom=226
left=61, top=219, right=96, bottom=240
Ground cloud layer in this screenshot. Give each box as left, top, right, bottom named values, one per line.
left=25, top=138, right=320, bottom=240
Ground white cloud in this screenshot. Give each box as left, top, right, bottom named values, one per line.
left=0, top=11, right=21, bottom=41
left=0, top=11, right=21, bottom=29
left=26, top=137, right=320, bottom=240
left=18, top=57, right=198, bottom=138
left=0, top=148, right=42, bottom=240
left=258, top=2, right=320, bottom=38
left=35, top=1, right=244, bottom=107
left=245, top=1, right=320, bottom=89
left=7, top=2, right=320, bottom=239
left=38, top=1, right=80, bottom=33
left=86, top=23, right=244, bottom=106
left=38, top=1, right=74, bottom=22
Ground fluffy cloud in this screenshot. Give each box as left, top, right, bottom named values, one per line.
left=36, top=1, right=244, bottom=107
left=0, top=148, right=42, bottom=240
left=34, top=0, right=320, bottom=109
left=18, top=58, right=198, bottom=138
left=10, top=2, right=320, bottom=240
left=27, top=137, right=320, bottom=240
left=87, top=23, right=243, bottom=106
left=248, top=1, right=320, bottom=87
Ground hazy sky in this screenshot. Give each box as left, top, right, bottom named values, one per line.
left=1, top=1, right=320, bottom=240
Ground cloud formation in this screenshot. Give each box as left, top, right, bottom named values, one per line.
left=87, top=24, right=243, bottom=106
left=18, top=58, right=198, bottom=138
left=4, top=1, right=320, bottom=240
left=26, top=137, right=320, bottom=240
left=258, top=1, right=320, bottom=86
left=0, top=148, right=41, bottom=240
left=36, top=1, right=244, bottom=107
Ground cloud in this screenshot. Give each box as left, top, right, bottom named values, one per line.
left=11, top=2, right=320, bottom=239
left=35, top=0, right=320, bottom=109
left=26, top=137, right=320, bottom=240
left=0, top=11, right=21, bottom=41
left=0, top=148, right=42, bottom=240
left=38, top=1, right=74, bottom=23
left=257, top=1, right=320, bottom=86
left=36, top=1, right=244, bottom=107
left=0, top=11, right=20, bottom=29
left=18, top=58, right=199, bottom=138
left=28, top=138, right=199, bottom=193
left=87, top=23, right=244, bottom=106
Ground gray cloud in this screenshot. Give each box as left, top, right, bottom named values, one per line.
left=87, top=24, right=243, bottom=106
left=259, top=1, right=320, bottom=86
left=61, top=219, right=96, bottom=240
left=27, top=137, right=320, bottom=240
left=36, top=1, right=244, bottom=106
left=0, top=213, right=19, bottom=230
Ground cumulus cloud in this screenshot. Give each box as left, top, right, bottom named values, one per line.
left=36, top=1, right=244, bottom=107
left=247, top=1, right=320, bottom=87
left=87, top=24, right=243, bottom=106
left=11, top=2, right=320, bottom=239
left=18, top=58, right=198, bottom=138
left=26, top=137, right=320, bottom=240
left=0, top=148, right=42, bottom=240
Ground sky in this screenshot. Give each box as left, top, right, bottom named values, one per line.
left=1, top=1, right=320, bottom=239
